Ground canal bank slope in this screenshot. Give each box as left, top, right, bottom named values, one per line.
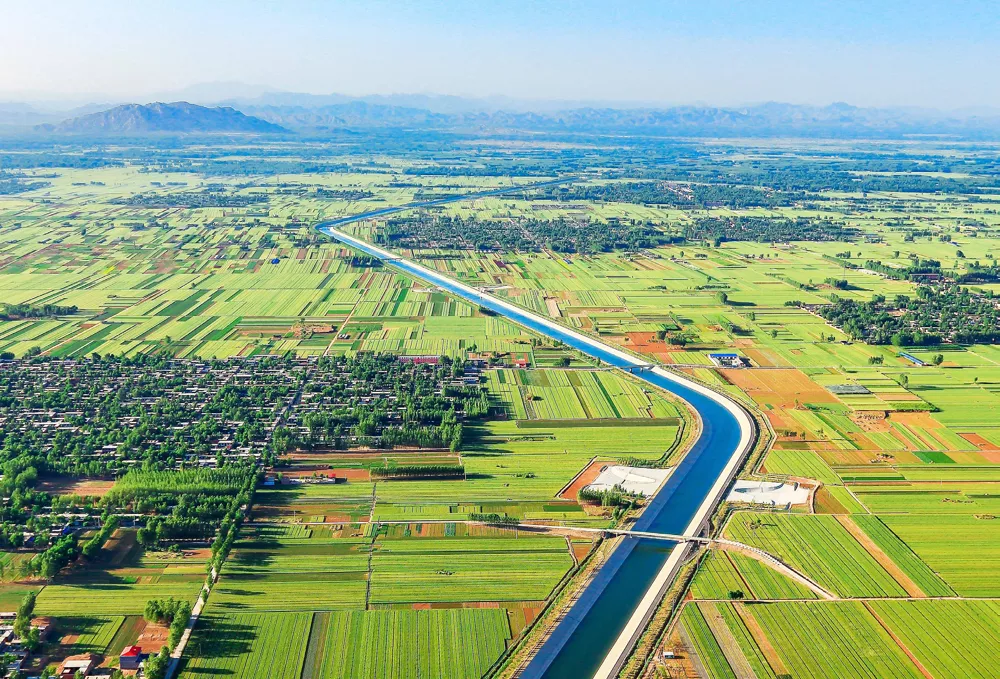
left=317, top=223, right=756, bottom=679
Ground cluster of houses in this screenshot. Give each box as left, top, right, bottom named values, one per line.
left=0, top=354, right=491, bottom=474
left=51, top=645, right=148, bottom=678
left=0, top=356, right=309, bottom=468
left=0, top=615, right=149, bottom=678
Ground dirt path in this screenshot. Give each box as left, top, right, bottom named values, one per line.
left=836, top=515, right=925, bottom=598
left=734, top=603, right=790, bottom=677
left=864, top=602, right=935, bottom=679
left=701, top=602, right=756, bottom=679
left=714, top=542, right=837, bottom=601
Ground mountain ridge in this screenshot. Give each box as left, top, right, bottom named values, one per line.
left=38, top=101, right=287, bottom=134
left=232, top=99, right=1000, bottom=139
left=14, top=96, right=1000, bottom=139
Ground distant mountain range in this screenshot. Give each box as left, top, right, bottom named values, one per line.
left=6, top=92, right=1000, bottom=139
left=229, top=100, right=1000, bottom=139
left=36, top=102, right=287, bottom=135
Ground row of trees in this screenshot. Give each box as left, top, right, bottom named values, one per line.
left=0, top=303, right=77, bottom=320
left=144, top=596, right=193, bottom=651
left=370, top=463, right=466, bottom=479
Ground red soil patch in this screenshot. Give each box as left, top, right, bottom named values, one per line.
left=38, top=478, right=114, bottom=497
left=137, top=621, right=170, bottom=654
left=961, top=433, right=1000, bottom=452
left=559, top=459, right=607, bottom=500
left=571, top=542, right=594, bottom=562
left=721, top=369, right=836, bottom=409
left=105, top=529, right=139, bottom=567
left=813, top=486, right=849, bottom=514
left=624, top=332, right=657, bottom=349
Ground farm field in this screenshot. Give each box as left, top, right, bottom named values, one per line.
left=2, top=134, right=1000, bottom=678
left=723, top=513, right=907, bottom=598
left=369, top=535, right=573, bottom=604
left=180, top=612, right=312, bottom=679
left=301, top=609, right=511, bottom=679
left=0, top=528, right=207, bottom=672
left=678, top=599, right=1000, bottom=679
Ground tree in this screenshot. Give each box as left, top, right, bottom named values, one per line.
left=26, top=626, right=41, bottom=652
left=144, top=647, right=170, bottom=679
left=932, top=354, right=944, bottom=365
left=168, top=600, right=192, bottom=650
left=716, top=291, right=729, bottom=305
left=14, top=590, right=36, bottom=640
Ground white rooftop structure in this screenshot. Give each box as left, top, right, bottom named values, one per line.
left=585, top=465, right=671, bottom=497
left=727, top=480, right=809, bottom=507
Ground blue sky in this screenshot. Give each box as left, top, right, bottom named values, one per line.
left=2, top=0, right=998, bottom=107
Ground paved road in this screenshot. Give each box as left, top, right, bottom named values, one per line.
left=315, top=191, right=756, bottom=679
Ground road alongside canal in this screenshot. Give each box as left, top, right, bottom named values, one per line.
left=316, top=195, right=756, bottom=679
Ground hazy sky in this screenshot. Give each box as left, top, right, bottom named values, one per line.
left=3, top=0, right=998, bottom=108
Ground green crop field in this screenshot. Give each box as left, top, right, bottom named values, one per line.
left=302, top=609, right=510, bottom=679
left=3, top=129, right=1000, bottom=679
left=877, top=515, right=1000, bottom=596
left=180, top=613, right=312, bottom=679
left=724, top=513, right=907, bottom=598
left=680, top=604, right=738, bottom=679
left=850, top=515, right=955, bottom=596
left=369, top=536, right=573, bottom=603
left=62, top=616, right=126, bottom=654
left=748, top=602, right=924, bottom=679
left=868, top=600, right=1000, bottom=679
left=35, top=580, right=205, bottom=616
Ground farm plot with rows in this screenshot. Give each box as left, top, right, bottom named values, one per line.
left=209, top=568, right=369, bottom=613
left=869, top=600, right=1000, bottom=679
left=486, top=368, right=681, bottom=420
left=876, top=514, right=1000, bottom=596
left=35, top=579, right=205, bottom=616
left=369, top=535, right=573, bottom=604
left=747, top=601, right=924, bottom=679
left=849, top=515, right=954, bottom=597
left=681, top=602, right=778, bottom=679
left=180, top=612, right=311, bottom=679
left=301, top=609, right=510, bottom=679
left=60, top=615, right=126, bottom=654
left=724, top=513, right=907, bottom=598
left=691, top=550, right=818, bottom=601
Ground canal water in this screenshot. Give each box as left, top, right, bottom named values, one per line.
left=318, top=214, right=744, bottom=678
